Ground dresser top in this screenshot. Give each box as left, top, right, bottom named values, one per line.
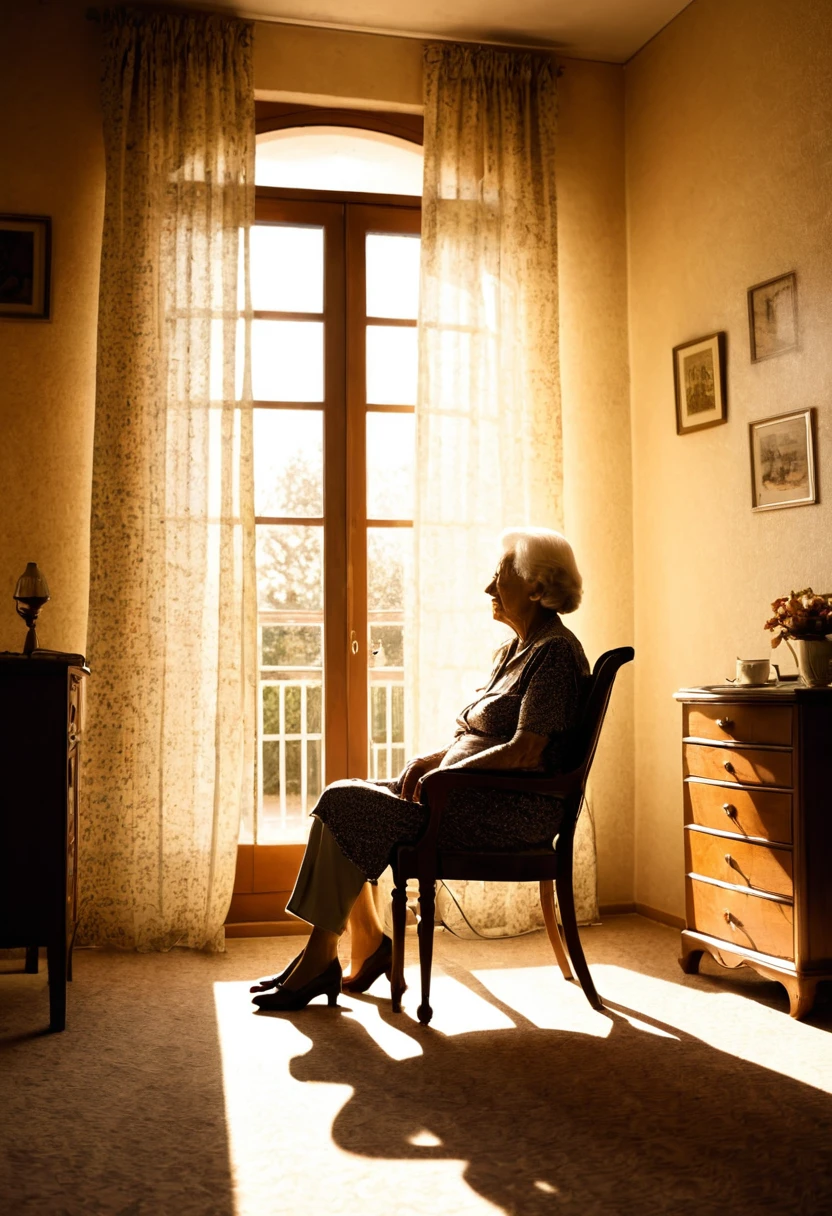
left=675, top=683, right=832, bottom=703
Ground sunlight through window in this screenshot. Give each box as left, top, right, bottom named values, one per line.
left=255, top=126, right=423, bottom=195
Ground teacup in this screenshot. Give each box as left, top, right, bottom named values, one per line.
left=736, top=657, right=778, bottom=686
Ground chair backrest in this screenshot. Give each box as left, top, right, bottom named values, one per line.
left=563, top=647, right=634, bottom=793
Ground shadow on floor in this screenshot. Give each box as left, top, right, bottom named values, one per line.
left=271, top=983, right=832, bottom=1216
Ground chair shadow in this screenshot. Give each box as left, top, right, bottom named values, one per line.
left=269, top=979, right=832, bottom=1216
left=576, top=917, right=832, bottom=1031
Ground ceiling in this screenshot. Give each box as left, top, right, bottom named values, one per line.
left=180, top=0, right=693, bottom=63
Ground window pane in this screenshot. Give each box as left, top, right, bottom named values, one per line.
left=391, top=685, right=405, bottom=744
left=262, top=624, right=322, bottom=667
left=307, top=683, right=322, bottom=733
left=370, top=685, right=387, bottom=745
left=256, top=127, right=423, bottom=195
left=369, top=624, right=403, bottom=669
left=253, top=319, right=323, bottom=402
left=366, top=325, right=417, bottom=405
left=367, top=527, right=412, bottom=613
left=307, top=739, right=322, bottom=802
left=256, top=525, right=323, bottom=611
left=366, top=413, right=415, bottom=519
left=366, top=234, right=420, bottom=319
left=285, top=740, right=301, bottom=797
left=262, top=685, right=280, bottom=735
left=262, top=739, right=280, bottom=797
left=252, top=224, right=323, bottom=314
left=254, top=410, right=323, bottom=518
left=285, top=685, right=302, bottom=735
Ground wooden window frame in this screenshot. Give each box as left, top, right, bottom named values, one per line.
left=227, top=183, right=421, bottom=935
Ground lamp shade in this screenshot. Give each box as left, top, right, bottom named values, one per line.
left=14, top=562, right=50, bottom=602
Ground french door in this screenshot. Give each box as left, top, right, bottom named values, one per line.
left=228, top=189, right=420, bottom=932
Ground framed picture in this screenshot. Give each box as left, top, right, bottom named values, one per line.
left=747, top=271, right=797, bottom=362
left=0, top=214, right=51, bottom=320
left=672, top=331, right=727, bottom=435
left=749, top=408, right=816, bottom=511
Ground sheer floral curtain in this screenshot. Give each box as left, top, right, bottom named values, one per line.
left=410, top=43, right=597, bottom=931
left=80, top=9, right=256, bottom=951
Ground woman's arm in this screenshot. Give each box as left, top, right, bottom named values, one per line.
left=412, top=731, right=548, bottom=801
left=398, top=748, right=450, bottom=802
left=437, top=729, right=548, bottom=774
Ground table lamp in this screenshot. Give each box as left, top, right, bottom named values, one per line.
left=13, top=563, right=50, bottom=655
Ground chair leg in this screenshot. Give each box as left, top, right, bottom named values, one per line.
left=539, top=880, right=572, bottom=982
left=390, top=869, right=408, bottom=1013
left=416, top=876, right=436, bottom=1026
left=555, top=853, right=603, bottom=1012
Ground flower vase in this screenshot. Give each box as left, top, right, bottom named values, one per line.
left=790, top=638, right=832, bottom=687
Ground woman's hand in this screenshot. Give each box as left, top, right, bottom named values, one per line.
left=398, top=751, right=446, bottom=802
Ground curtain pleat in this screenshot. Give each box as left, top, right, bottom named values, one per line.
left=412, top=43, right=597, bottom=932
left=80, top=8, right=256, bottom=951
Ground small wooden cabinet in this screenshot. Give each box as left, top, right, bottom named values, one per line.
left=0, top=656, right=88, bottom=1031
left=675, top=684, right=832, bottom=1018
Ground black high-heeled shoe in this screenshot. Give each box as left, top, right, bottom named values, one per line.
left=252, top=958, right=342, bottom=1011
left=249, top=951, right=303, bottom=994
left=341, top=934, right=398, bottom=995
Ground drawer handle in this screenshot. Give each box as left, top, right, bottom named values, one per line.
left=723, top=802, right=737, bottom=818
left=723, top=909, right=737, bottom=927
left=724, top=853, right=737, bottom=869
left=715, top=718, right=733, bottom=730
left=723, top=760, right=735, bottom=774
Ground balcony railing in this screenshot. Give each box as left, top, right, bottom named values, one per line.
left=249, top=614, right=406, bottom=843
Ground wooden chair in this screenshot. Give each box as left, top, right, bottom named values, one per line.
left=389, top=646, right=634, bottom=1026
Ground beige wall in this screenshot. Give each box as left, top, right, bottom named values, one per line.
left=254, top=23, right=423, bottom=111
left=0, top=1, right=104, bottom=655
left=626, top=0, right=832, bottom=917
left=558, top=60, right=634, bottom=908
left=1, top=8, right=633, bottom=904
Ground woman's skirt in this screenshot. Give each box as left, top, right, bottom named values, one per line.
left=313, top=778, right=564, bottom=881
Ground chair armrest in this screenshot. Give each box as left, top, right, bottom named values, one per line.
left=411, top=766, right=583, bottom=853
left=420, top=767, right=581, bottom=798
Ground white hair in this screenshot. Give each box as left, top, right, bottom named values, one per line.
left=500, top=527, right=583, bottom=614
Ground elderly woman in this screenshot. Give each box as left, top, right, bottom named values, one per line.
left=251, top=526, right=588, bottom=1012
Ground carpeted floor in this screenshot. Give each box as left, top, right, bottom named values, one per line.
left=1, top=915, right=831, bottom=1216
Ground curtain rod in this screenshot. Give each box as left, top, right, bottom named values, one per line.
left=84, top=7, right=566, bottom=56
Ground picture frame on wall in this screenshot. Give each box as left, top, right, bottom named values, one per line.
left=749, top=407, right=817, bottom=511
left=747, top=271, right=797, bottom=362
left=672, top=331, right=727, bottom=435
left=0, top=214, right=52, bottom=320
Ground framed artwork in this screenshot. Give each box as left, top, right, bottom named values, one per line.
left=749, top=408, right=816, bottom=511
left=0, top=214, right=51, bottom=320
left=747, top=271, right=797, bottom=362
left=672, top=331, right=727, bottom=435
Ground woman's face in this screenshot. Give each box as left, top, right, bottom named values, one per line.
left=485, top=553, right=540, bottom=629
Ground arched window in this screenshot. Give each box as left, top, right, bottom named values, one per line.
left=231, top=110, right=423, bottom=909
left=255, top=125, right=423, bottom=195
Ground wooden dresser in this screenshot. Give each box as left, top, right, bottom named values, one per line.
left=0, top=656, right=88, bottom=1031
left=674, top=684, right=832, bottom=1018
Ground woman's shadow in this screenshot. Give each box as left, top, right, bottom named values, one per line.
left=273, top=976, right=832, bottom=1216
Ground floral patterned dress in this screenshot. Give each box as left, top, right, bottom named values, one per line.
left=314, top=615, right=589, bottom=880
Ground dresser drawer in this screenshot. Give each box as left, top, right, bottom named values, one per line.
left=686, top=780, right=792, bottom=843
left=685, top=703, right=792, bottom=746
left=684, top=742, right=792, bottom=788
left=686, top=829, right=793, bottom=898
left=687, top=877, right=794, bottom=960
